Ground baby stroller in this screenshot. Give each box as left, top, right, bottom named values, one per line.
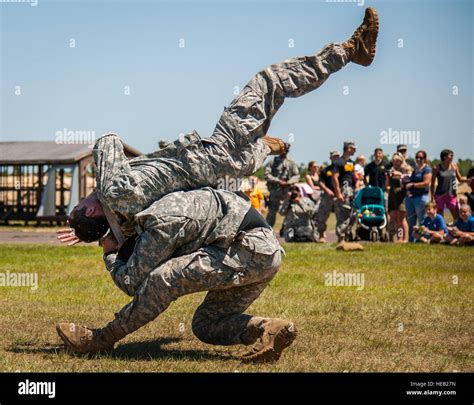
left=349, top=186, right=388, bottom=242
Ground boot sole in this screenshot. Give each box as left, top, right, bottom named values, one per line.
left=362, top=7, right=379, bottom=66
left=242, top=322, right=297, bottom=363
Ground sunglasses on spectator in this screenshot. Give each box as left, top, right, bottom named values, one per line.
left=416, top=156, right=425, bottom=160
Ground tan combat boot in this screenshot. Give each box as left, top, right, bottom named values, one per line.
left=241, top=319, right=297, bottom=363
left=262, top=136, right=288, bottom=155
left=56, top=321, right=125, bottom=355
left=342, top=7, right=379, bottom=66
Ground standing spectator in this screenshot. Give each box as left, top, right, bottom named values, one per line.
left=354, top=155, right=366, bottom=189
left=305, top=161, right=322, bottom=208
left=386, top=152, right=411, bottom=243
left=447, top=204, right=474, bottom=245
left=412, top=202, right=448, bottom=243
left=431, top=149, right=467, bottom=220
left=365, top=148, right=388, bottom=191
left=317, top=150, right=340, bottom=243
left=280, top=185, right=318, bottom=242
left=264, top=144, right=300, bottom=230
left=332, top=141, right=358, bottom=242
left=405, top=150, right=433, bottom=242
left=244, top=176, right=265, bottom=213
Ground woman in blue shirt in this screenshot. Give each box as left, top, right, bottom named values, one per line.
left=404, top=150, right=433, bottom=242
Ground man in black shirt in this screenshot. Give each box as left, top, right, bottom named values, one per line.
left=332, top=141, right=357, bottom=242
left=317, top=150, right=340, bottom=242
left=364, top=148, right=387, bottom=190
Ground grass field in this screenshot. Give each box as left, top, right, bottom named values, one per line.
left=0, top=242, right=472, bottom=372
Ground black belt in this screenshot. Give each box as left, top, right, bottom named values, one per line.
left=238, top=206, right=271, bottom=232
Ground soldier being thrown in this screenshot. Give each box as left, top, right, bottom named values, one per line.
left=58, top=7, right=379, bottom=245
left=57, top=187, right=296, bottom=363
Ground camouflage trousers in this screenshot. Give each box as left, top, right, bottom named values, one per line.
left=106, top=228, right=283, bottom=346
left=131, top=42, right=348, bottom=199
left=317, top=192, right=336, bottom=236
left=266, top=190, right=288, bottom=227
left=335, top=191, right=354, bottom=239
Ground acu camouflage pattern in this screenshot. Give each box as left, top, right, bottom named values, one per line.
left=280, top=196, right=319, bottom=242
left=104, top=223, right=283, bottom=346
left=93, top=42, right=348, bottom=232
left=104, top=188, right=251, bottom=296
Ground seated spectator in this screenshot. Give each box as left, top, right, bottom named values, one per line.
left=365, top=148, right=388, bottom=191
left=464, top=168, right=474, bottom=212
left=447, top=204, right=474, bottom=246
left=354, top=155, right=366, bottom=189
left=280, top=185, right=318, bottom=242
left=413, top=202, right=448, bottom=244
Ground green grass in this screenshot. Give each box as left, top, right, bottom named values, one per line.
left=0, top=243, right=472, bottom=372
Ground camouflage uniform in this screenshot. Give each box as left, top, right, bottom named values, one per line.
left=317, top=192, right=337, bottom=237
left=264, top=156, right=300, bottom=227
left=94, top=43, right=349, bottom=232
left=279, top=196, right=319, bottom=242
left=102, top=188, right=284, bottom=346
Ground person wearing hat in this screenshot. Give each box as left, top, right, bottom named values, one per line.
left=332, top=141, right=358, bottom=242
left=158, top=140, right=170, bottom=149
left=397, top=144, right=416, bottom=169
left=317, top=150, right=341, bottom=242
left=264, top=144, right=300, bottom=230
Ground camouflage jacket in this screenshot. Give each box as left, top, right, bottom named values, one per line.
left=280, top=196, right=318, bottom=242
left=264, top=156, right=300, bottom=193
left=103, top=187, right=251, bottom=295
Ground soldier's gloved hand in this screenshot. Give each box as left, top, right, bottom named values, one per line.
left=57, top=228, right=81, bottom=246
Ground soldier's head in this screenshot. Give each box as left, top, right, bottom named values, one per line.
left=68, top=192, right=110, bottom=242
left=288, top=185, right=301, bottom=201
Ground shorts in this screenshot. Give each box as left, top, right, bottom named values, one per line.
left=435, top=194, right=458, bottom=212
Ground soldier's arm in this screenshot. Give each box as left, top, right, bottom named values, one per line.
left=103, top=216, right=197, bottom=296
left=279, top=199, right=290, bottom=215
left=264, top=163, right=280, bottom=184
left=93, top=134, right=147, bottom=215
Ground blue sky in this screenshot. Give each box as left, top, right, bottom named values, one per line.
left=1, top=0, right=472, bottom=164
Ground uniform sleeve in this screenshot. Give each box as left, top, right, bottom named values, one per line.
left=287, top=162, right=301, bottom=185
left=103, top=215, right=197, bottom=296
left=93, top=134, right=147, bottom=215
left=264, top=162, right=280, bottom=184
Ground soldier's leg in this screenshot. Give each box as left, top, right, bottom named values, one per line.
left=317, top=194, right=332, bottom=236
left=191, top=277, right=275, bottom=346
left=335, top=197, right=352, bottom=240
left=266, top=193, right=282, bottom=227
left=204, top=44, right=348, bottom=178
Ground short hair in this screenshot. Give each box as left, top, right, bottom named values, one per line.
left=459, top=204, right=472, bottom=214
left=440, top=149, right=454, bottom=162
left=374, top=148, right=383, bottom=154
left=466, top=168, right=474, bottom=178
left=68, top=207, right=110, bottom=242
left=425, top=201, right=437, bottom=210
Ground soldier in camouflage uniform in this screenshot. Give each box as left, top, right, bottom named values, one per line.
left=279, top=186, right=319, bottom=242
left=264, top=146, right=300, bottom=231
left=57, top=188, right=297, bottom=363
left=58, top=6, right=379, bottom=244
